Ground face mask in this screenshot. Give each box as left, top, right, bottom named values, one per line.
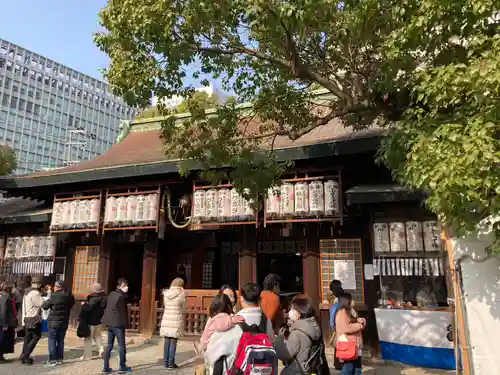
left=288, top=309, right=300, bottom=322
left=121, top=286, right=129, bottom=294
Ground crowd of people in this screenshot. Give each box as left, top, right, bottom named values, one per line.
left=0, top=273, right=366, bottom=375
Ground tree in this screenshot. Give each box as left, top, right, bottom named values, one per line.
left=176, top=91, right=219, bottom=113
left=0, top=145, right=17, bottom=175
left=95, top=0, right=500, bottom=250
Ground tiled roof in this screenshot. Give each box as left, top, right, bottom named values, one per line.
left=10, top=117, right=382, bottom=181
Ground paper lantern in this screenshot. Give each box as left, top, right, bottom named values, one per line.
left=373, top=223, right=390, bottom=252
left=89, top=198, right=101, bottom=228
left=280, top=183, right=295, bottom=217
left=60, top=201, right=71, bottom=230
left=406, top=221, right=424, bottom=251
left=192, top=190, right=206, bottom=224
left=69, top=200, right=80, bottom=229
left=147, top=194, right=159, bottom=225
left=78, top=199, right=91, bottom=229
left=389, top=222, right=407, bottom=252
left=104, top=197, right=118, bottom=225
left=266, top=186, right=280, bottom=218
left=50, top=202, right=62, bottom=230
left=116, top=196, right=127, bottom=225
left=217, top=188, right=232, bottom=221
left=423, top=221, right=441, bottom=251
left=205, top=189, right=218, bottom=222
left=294, top=182, right=309, bottom=216
left=126, top=195, right=138, bottom=226
left=134, top=195, right=147, bottom=225
left=309, top=180, right=324, bottom=216
left=324, top=180, right=340, bottom=215
left=241, top=188, right=255, bottom=220
left=230, top=188, right=242, bottom=221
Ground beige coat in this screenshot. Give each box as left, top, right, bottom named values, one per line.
left=159, top=286, right=186, bottom=338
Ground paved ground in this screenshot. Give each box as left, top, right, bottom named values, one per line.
left=0, top=332, right=455, bottom=375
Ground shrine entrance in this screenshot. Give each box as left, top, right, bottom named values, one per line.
left=108, top=243, right=144, bottom=304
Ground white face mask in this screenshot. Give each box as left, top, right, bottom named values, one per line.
left=121, top=286, right=129, bottom=294
left=288, top=309, right=300, bottom=322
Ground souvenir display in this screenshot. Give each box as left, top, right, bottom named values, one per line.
left=217, top=188, right=232, bottom=221
left=266, top=187, right=280, bottom=218
left=192, top=190, right=206, bottom=224
left=373, top=223, right=390, bottom=252
left=324, top=180, right=340, bottom=215
left=423, top=221, right=441, bottom=251
left=280, top=183, right=295, bottom=217
left=309, top=180, right=324, bottom=216
left=390, top=222, right=407, bottom=252
left=294, top=182, right=309, bottom=217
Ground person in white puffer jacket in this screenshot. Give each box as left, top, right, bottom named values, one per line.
left=159, top=278, right=186, bottom=370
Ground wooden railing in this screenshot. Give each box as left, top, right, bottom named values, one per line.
left=127, top=302, right=209, bottom=335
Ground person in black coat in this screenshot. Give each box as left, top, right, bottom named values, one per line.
left=0, top=282, right=17, bottom=363
left=80, top=283, right=107, bottom=360
left=101, top=278, right=131, bottom=374
left=42, top=281, right=75, bottom=366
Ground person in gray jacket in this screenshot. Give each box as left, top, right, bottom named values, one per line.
left=20, top=277, right=44, bottom=365
left=274, top=294, right=322, bottom=375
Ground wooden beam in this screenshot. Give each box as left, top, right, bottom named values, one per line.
left=444, top=230, right=471, bottom=375
left=239, top=226, right=256, bottom=289
left=303, top=225, right=321, bottom=311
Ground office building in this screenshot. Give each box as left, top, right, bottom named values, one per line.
left=0, top=38, right=139, bottom=174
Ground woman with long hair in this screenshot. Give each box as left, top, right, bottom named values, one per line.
left=335, top=293, right=366, bottom=375
left=275, top=294, right=323, bottom=375
left=219, top=285, right=238, bottom=313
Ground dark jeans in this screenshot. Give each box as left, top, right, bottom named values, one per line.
left=163, top=337, right=178, bottom=366
left=0, top=328, right=5, bottom=358
left=48, top=326, right=67, bottom=362
left=340, top=357, right=362, bottom=375
left=22, top=324, right=42, bottom=359
left=103, top=327, right=127, bottom=370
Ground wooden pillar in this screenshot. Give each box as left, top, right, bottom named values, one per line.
left=239, top=226, right=256, bottom=289
left=98, top=236, right=111, bottom=293
left=303, top=225, right=321, bottom=310
left=140, top=236, right=158, bottom=337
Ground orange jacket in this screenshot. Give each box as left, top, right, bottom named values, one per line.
left=260, top=290, right=283, bottom=332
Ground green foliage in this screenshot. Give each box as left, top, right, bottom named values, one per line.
left=0, top=145, right=17, bottom=175
left=176, top=91, right=219, bottom=114
left=135, top=106, right=162, bottom=120
left=96, top=0, right=500, bottom=248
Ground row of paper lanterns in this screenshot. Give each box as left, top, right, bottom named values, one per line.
left=50, top=194, right=160, bottom=230
left=1, top=236, right=57, bottom=259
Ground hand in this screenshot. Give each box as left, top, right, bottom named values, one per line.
left=358, top=318, right=366, bottom=326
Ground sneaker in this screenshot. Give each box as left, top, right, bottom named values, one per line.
left=102, top=368, right=113, bottom=374
left=118, top=366, right=133, bottom=374
left=168, top=364, right=179, bottom=370
left=22, top=358, right=34, bottom=365
left=44, top=361, right=57, bottom=367
left=56, top=360, right=63, bottom=365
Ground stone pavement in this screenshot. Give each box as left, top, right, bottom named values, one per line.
left=0, top=333, right=454, bottom=375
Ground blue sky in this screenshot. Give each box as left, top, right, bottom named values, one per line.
left=0, top=1, right=112, bottom=80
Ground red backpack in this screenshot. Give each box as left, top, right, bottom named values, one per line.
left=226, top=314, right=277, bottom=375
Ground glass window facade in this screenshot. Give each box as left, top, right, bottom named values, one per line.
left=0, top=38, right=139, bottom=174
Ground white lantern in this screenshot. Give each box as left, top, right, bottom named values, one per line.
left=38, top=236, right=47, bottom=257
left=33, top=236, right=42, bottom=257
left=21, top=237, right=31, bottom=258
left=126, top=195, right=138, bottom=226
left=69, top=200, right=80, bottom=229
left=266, top=186, right=281, bottom=218
left=241, top=188, right=255, bottom=220
left=147, top=194, right=160, bottom=225
left=5, top=237, right=15, bottom=259
left=14, top=237, right=23, bottom=259
left=389, top=222, right=407, bottom=252
left=423, top=220, right=441, bottom=251
left=294, top=182, right=309, bottom=217
left=78, top=199, right=91, bottom=229
left=60, top=201, right=71, bottom=230
left=280, top=183, right=295, bottom=217
left=135, top=195, right=147, bottom=225
left=324, top=180, right=340, bottom=216
left=373, top=223, right=390, bottom=252
left=309, top=180, right=325, bottom=217
left=89, top=198, right=101, bottom=228
left=205, top=189, right=218, bottom=222
left=406, top=221, right=424, bottom=251
left=116, top=196, right=127, bottom=225
left=192, top=190, right=206, bottom=224
left=230, top=188, right=242, bottom=221
left=105, top=197, right=118, bottom=226
left=46, top=236, right=57, bottom=258
left=217, top=188, right=232, bottom=221
left=50, top=202, right=62, bottom=230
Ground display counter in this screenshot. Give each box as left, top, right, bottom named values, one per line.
left=374, top=307, right=456, bottom=370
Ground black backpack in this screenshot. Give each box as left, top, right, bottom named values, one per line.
left=294, top=329, right=330, bottom=375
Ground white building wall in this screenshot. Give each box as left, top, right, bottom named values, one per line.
left=451, top=220, right=500, bottom=375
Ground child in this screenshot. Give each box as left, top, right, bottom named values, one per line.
left=194, top=293, right=244, bottom=355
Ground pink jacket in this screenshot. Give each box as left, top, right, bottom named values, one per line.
left=335, top=308, right=365, bottom=349
left=199, top=313, right=244, bottom=351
